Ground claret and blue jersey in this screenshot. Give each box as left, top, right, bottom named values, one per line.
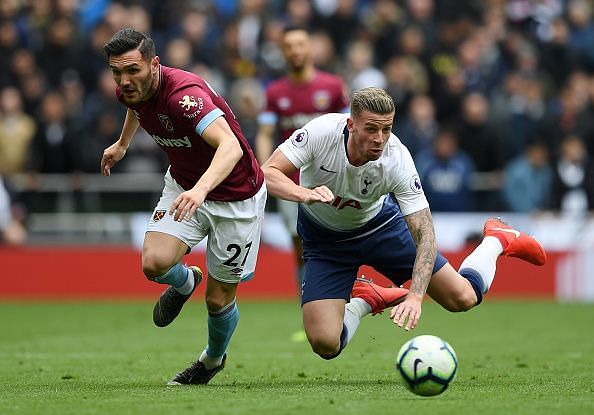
left=117, top=65, right=263, bottom=202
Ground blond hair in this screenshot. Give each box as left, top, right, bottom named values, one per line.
left=350, top=87, right=395, bottom=117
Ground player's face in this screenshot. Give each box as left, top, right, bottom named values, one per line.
left=347, top=110, right=395, bottom=165
left=281, top=30, right=311, bottom=72
left=109, top=49, right=159, bottom=105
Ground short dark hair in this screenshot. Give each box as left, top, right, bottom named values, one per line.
left=282, top=25, right=310, bottom=36
left=103, top=28, right=155, bottom=61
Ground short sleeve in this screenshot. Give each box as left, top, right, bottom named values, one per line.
left=391, top=142, right=430, bottom=215
left=277, top=116, right=329, bottom=170
left=169, top=87, right=224, bottom=135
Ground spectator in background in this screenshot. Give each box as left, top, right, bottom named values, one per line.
left=36, top=16, right=83, bottom=87
left=396, top=94, right=438, bottom=158
left=28, top=91, right=83, bottom=174
left=566, top=0, right=594, bottom=71
left=491, top=74, right=547, bottom=159
left=455, top=92, right=507, bottom=174
left=416, top=127, right=475, bottom=212
left=344, top=39, right=387, bottom=90
left=163, top=37, right=193, bottom=70
left=540, top=79, right=594, bottom=159
left=0, top=177, right=26, bottom=246
left=502, top=139, right=552, bottom=213
left=0, top=87, right=36, bottom=174
left=551, top=135, right=594, bottom=215
left=178, top=7, right=217, bottom=67
left=228, top=78, right=265, bottom=149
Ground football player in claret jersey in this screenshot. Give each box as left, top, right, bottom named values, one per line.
left=101, top=28, right=266, bottom=385
left=262, top=87, right=546, bottom=361
left=255, top=25, right=348, bottom=308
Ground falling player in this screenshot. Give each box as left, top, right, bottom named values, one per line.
left=262, top=87, right=546, bottom=360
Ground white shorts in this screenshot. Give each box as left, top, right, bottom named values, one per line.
left=277, top=198, right=298, bottom=236
left=0, top=178, right=11, bottom=230
left=147, top=170, right=267, bottom=284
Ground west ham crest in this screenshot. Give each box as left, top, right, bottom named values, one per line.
left=152, top=210, right=166, bottom=222
left=313, top=90, right=331, bottom=110
left=158, top=114, right=174, bottom=132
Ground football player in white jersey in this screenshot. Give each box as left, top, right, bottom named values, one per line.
left=262, top=87, right=546, bottom=360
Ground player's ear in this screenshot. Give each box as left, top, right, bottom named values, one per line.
left=151, top=56, right=160, bottom=73
left=346, top=116, right=354, bottom=133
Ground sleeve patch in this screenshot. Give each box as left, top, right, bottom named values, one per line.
left=410, top=174, right=423, bottom=194
left=291, top=129, right=308, bottom=148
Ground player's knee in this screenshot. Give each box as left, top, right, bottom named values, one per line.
left=141, top=253, right=174, bottom=280
left=205, top=293, right=231, bottom=312
left=309, top=335, right=340, bottom=359
left=443, top=288, right=477, bottom=312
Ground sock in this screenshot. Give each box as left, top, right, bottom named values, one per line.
left=154, top=262, right=194, bottom=295
left=342, top=298, right=371, bottom=344
left=458, top=236, right=503, bottom=304
left=200, top=298, right=239, bottom=369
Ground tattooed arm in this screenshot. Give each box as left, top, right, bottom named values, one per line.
left=390, top=207, right=437, bottom=330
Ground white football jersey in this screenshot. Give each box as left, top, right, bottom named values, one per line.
left=278, top=113, right=429, bottom=231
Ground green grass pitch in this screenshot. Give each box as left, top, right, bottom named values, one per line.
left=1, top=299, right=593, bottom=415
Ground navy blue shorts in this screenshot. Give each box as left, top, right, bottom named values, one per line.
left=297, top=199, right=448, bottom=305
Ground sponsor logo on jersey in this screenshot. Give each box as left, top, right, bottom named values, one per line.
left=152, top=210, right=166, bottom=222
left=182, top=97, right=204, bottom=119
left=291, top=129, right=308, bottom=147
left=279, top=113, right=322, bottom=131
left=410, top=174, right=423, bottom=194
left=158, top=113, right=174, bottom=132
left=179, top=95, right=198, bottom=111
left=151, top=134, right=192, bottom=148
left=278, top=97, right=291, bottom=110
left=327, top=196, right=362, bottom=210
left=312, top=90, right=331, bottom=110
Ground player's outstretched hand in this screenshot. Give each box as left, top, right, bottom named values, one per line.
left=390, top=293, right=423, bottom=331
left=101, top=143, right=127, bottom=176
left=304, top=185, right=334, bottom=205
left=169, top=188, right=206, bottom=222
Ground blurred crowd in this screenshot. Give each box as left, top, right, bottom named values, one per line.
left=2, top=0, right=594, bottom=245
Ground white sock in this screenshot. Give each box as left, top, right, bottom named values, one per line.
left=459, top=236, right=502, bottom=293
left=174, top=269, right=195, bottom=295
left=199, top=349, right=224, bottom=369
left=343, top=298, right=372, bottom=344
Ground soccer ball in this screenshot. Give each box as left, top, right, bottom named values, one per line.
left=396, top=334, right=458, bottom=397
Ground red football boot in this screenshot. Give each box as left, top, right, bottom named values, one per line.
left=483, top=217, right=546, bottom=266
left=351, top=277, right=409, bottom=315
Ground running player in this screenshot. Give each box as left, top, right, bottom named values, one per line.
left=255, top=26, right=349, bottom=297
left=262, top=87, right=546, bottom=360
left=101, top=28, right=266, bottom=384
